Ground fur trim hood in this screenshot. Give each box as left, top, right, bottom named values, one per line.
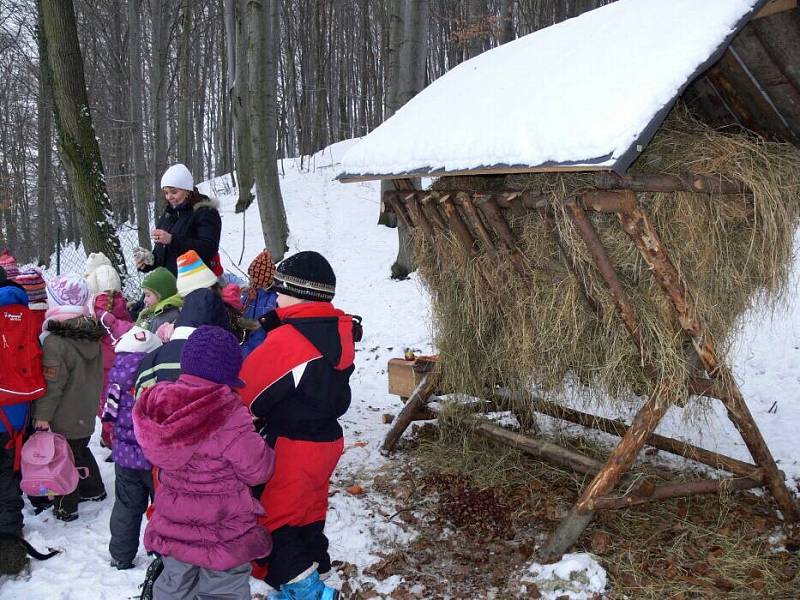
left=193, top=196, right=220, bottom=212
left=46, top=316, right=106, bottom=341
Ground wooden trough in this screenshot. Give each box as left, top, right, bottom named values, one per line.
left=341, top=0, right=800, bottom=563
left=379, top=175, right=799, bottom=562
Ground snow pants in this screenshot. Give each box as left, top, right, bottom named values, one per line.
left=54, top=437, right=106, bottom=516
left=109, top=465, right=154, bottom=564
left=154, top=555, right=251, bottom=600
left=254, top=436, right=343, bottom=588
left=0, top=433, right=23, bottom=537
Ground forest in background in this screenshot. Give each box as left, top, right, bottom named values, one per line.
left=0, top=0, right=611, bottom=268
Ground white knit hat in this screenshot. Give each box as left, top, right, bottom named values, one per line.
left=116, top=326, right=163, bottom=354
left=85, top=252, right=112, bottom=276
left=160, top=163, right=194, bottom=191
left=86, top=264, right=121, bottom=294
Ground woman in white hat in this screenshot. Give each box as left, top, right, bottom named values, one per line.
left=133, top=164, right=222, bottom=277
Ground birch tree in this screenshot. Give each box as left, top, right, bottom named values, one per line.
left=129, top=0, right=150, bottom=248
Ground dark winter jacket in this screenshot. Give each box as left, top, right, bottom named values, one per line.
left=106, top=351, right=150, bottom=470
left=0, top=283, right=34, bottom=433
left=143, top=195, right=221, bottom=276
left=33, top=317, right=105, bottom=440
left=241, top=289, right=278, bottom=357
left=134, top=374, right=274, bottom=570
left=238, top=302, right=355, bottom=443
left=134, top=288, right=230, bottom=397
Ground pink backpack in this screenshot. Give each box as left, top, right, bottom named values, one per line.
left=20, top=432, right=86, bottom=497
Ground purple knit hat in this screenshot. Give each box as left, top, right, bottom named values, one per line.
left=180, top=325, right=244, bottom=388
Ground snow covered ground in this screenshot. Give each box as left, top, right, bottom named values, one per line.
left=4, top=138, right=800, bottom=599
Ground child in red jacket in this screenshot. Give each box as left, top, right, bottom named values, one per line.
left=239, top=251, right=354, bottom=600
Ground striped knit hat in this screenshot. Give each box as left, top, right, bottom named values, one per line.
left=15, top=267, right=47, bottom=304
left=271, top=251, right=336, bottom=302
left=176, top=250, right=218, bottom=297
left=0, top=250, right=19, bottom=280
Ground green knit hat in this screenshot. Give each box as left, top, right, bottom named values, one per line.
left=141, top=267, right=178, bottom=300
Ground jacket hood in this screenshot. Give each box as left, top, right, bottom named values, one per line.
left=0, top=284, right=28, bottom=307
left=139, top=293, right=183, bottom=319
left=46, top=317, right=105, bottom=358
left=276, top=302, right=355, bottom=371
left=134, top=374, right=240, bottom=469
left=176, top=288, right=229, bottom=329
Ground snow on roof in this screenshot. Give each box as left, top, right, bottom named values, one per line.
left=339, top=0, right=764, bottom=181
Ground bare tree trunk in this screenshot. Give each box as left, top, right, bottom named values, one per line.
left=129, top=0, right=151, bottom=249
left=466, top=0, right=484, bottom=59
left=40, top=0, right=126, bottom=273
left=500, top=0, right=515, bottom=44
left=36, top=0, right=54, bottom=266
left=232, top=0, right=254, bottom=211
left=176, top=0, right=192, bottom=165
left=246, top=0, right=289, bottom=259
left=378, top=0, right=404, bottom=229
left=149, top=0, right=169, bottom=200
left=391, top=0, right=428, bottom=279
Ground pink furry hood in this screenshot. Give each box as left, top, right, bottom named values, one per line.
left=133, top=374, right=240, bottom=470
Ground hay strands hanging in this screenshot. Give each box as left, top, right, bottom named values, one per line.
left=381, top=176, right=799, bottom=563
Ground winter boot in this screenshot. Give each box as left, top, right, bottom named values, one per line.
left=138, top=555, right=163, bottom=600
left=270, top=568, right=339, bottom=600
left=0, top=534, right=29, bottom=576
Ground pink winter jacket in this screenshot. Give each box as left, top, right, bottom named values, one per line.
left=133, top=374, right=274, bottom=570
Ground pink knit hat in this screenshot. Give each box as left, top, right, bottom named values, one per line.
left=0, top=250, right=19, bottom=280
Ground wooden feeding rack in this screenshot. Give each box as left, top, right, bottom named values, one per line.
left=379, top=172, right=800, bottom=562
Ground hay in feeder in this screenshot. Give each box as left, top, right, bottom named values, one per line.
left=417, top=106, right=800, bottom=409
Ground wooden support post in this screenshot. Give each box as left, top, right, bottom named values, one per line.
left=540, top=393, right=669, bottom=562
left=473, top=194, right=532, bottom=279
left=618, top=203, right=800, bottom=522
left=426, top=402, right=605, bottom=476
left=588, top=472, right=766, bottom=510
left=494, top=388, right=760, bottom=477
left=381, top=373, right=436, bottom=454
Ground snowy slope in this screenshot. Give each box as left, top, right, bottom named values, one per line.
left=340, top=0, right=760, bottom=178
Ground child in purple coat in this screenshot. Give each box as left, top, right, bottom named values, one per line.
left=103, top=326, right=163, bottom=570
left=133, top=325, right=274, bottom=600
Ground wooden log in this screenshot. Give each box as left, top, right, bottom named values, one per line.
left=592, top=171, right=750, bottom=196
left=383, top=192, right=415, bottom=229
left=580, top=190, right=637, bottom=213
left=494, top=389, right=760, bottom=477
left=540, top=393, right=669, bottom=562
left=587, top=473, right=765, bottom=510
left=493, top=191, right=529, bottom=220
left=564, top=197, right=642, bottom=346
left=618, top=204, right=800, bottom=522
left=402, top=194, right=435, bottom=237
left=539, top=207, right=601, bottom=312
left=439, top=194, right=479, bottom=257
left=455, top=192, right=497, bottom=254
left=474, top=194, right=531, bottom=279
left=419, top=194, right=447, bottom=230
left=381, top=373, right=436, bottom=454
left=426, top=402, right=605, bottom=476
